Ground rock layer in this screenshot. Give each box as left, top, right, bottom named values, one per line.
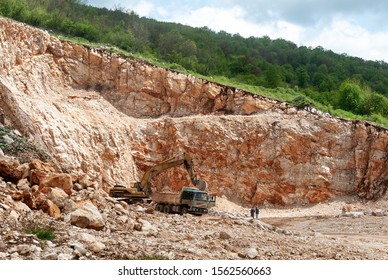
left=0, top=18, right=387, bottom=206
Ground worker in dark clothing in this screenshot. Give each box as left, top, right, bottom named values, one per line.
left=255, top=206, right=259, bottom=219
left=250, top=207, right=255, bottom=218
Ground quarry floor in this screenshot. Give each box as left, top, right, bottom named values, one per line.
left=215, top=195, right=388, bottom=259
left=2, top=189, right=388, bottom=260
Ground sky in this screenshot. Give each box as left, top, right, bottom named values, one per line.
left=86, top=0, right=388, bottom=62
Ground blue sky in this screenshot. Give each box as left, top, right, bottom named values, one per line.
left=86, top=0, right=388, bottom=62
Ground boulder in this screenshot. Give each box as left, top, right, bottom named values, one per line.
left=16, top=178, right=30, bottom=190
left=15, top=245, right=31, bottom=256
left=35, top=196, right=61, bottom=218
left=17, top=163, right=30, bottom=179
left=70, top=242, right=88, bottom=256
left=78, top=174, right=95, bottom=189
left=43, top=253, right=58, bottom=260
left=39, top=173, right=73, bottom=196
left=87, top=241, right=106, bottom=253
left=29, top=159, right=56, bottom=173
left=72, top=232, right=106, bottom=253
left=77, top=232, right=97, bottom=243
left=47, top=187, right=69, bottom=209
left=12, top=189, right=36, bottom=209
left=68, top=202, right=105, bottom=230
left=62, top=199, right=78, bottom=214
left=0, top=154, right=22, bottom=180
left=21, top=189, right=36, bottom=209
left=13, top=201, right=32, bottom=212
left=73, top=183, right=83, bottom=191
left=29, top=169, right=48, bottom=186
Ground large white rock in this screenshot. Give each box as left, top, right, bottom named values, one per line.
left=68, top=202, right=105, bottom=230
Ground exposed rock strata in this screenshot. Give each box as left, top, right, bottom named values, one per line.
left=0, top=18, right=387, bottom=206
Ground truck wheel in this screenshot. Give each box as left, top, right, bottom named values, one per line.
left=163, top=205, right=170, bottom=214
left=181, top=207, right=188, bottom=215
left=156, top=204, right=163, bottom=212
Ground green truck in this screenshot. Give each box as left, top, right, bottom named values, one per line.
left=153, top=187, right=216, bottom=215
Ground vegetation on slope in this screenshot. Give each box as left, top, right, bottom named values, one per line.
left=0, top=124, right=50, bottom=163
left=1, top=0, right=387, bottom=127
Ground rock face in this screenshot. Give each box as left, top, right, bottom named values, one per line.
left=0, top=18, right=387, bottom=206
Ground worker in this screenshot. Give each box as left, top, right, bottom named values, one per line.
left=250, top=207, right=255, bottom=218
left=255, top=206, right=259, bottom=219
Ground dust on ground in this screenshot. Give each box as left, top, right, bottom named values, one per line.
left=215, top=195, right=388, bottom=256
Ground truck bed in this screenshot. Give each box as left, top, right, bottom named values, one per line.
left=152, top=192, right=181, bottom=205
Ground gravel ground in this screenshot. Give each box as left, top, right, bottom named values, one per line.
left=1, top=191, right=388, bottom=260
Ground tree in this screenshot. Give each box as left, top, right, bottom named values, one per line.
left=297, top=66, right=309, bottom=88
left=362, top=92, right=388, bottom=117
left=337, top=80, right=363, bottom=113
left=266, top=65, right=282, bottom=88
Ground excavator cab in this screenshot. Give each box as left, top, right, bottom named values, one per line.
left=109, top=182, right=150, bottom=202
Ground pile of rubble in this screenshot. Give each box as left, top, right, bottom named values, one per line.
left=341, top=203, right=388, bottom=218
left=1, top=152, right=388, bottom=260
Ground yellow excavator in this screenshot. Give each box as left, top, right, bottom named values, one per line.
left=109, top=152, right=208, bottom=203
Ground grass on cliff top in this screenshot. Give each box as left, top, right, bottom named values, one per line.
left=54, top=34, right=388, bottom=129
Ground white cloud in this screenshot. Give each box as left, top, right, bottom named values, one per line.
left=132, top=1, right=154, bottom=17
left=169, top=6, right=247, bottom=33
left=168, top=5, right=305, bottom=42
left=307, top=18, right=388, bottom=62
left=156, top=6, right=168, bottom=18
left=268, top=20, right=305, bottom=43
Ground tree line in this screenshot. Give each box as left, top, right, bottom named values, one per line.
left=1, top=0, right=387, bottom=124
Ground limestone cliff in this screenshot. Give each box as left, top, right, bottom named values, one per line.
left=0, top=18, right=387, bottom=206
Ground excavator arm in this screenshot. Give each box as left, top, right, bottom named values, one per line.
left=109, top=152, right=207, bottom=201
left=136, top=152, right=207, bottom=195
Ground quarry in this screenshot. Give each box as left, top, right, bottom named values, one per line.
left=0, top=18, right=387, bottom=260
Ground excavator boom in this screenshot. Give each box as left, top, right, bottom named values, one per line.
left=109, top=152, right=207, bottom=202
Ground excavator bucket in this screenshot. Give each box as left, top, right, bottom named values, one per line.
left=193, top=179, right=208, bottom=191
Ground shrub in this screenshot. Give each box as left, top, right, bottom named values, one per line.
left=337, top=80, right=363, bottom=114
left=22, top=221, right=56, bottom=240
left=28, top=227, right=56, bottom=240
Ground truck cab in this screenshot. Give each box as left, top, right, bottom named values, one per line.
left=180, top=187, right=216, bottom=215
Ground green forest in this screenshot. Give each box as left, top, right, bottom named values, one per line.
left=1, top=0, right=388, bottom=127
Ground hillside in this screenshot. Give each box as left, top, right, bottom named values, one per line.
left=1, top=0, right=388, bottom=128
left=0, top=18, right=388, bottom=260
